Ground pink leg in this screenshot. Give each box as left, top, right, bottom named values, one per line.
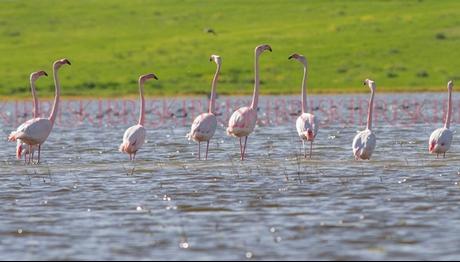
left=309, top=141, right=313, bottom=159
left=198, top=142, right=201, bottom=160
left=205, top=141, right=210, bottom=160
left=133, top=152, right=136, bottom=161
left=37, top=145, right=41, bottom=164
left=242, top=136, right=248, bottom=161
left=28, top=145, right=32, bottom=165
left=239, top=137, right=243, bottom=160
left=302, top=140, right=306, bottom=158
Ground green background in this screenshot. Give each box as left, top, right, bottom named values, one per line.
left=0, top=0, right=459, bottom=97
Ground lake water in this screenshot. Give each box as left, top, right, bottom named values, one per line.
left=1, top=94, right=460, bottom=260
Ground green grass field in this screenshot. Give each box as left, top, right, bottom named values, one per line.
left=0, top=0, right=459, bottom=98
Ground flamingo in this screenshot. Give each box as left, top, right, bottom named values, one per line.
left=227, top=44, right=272, bottom=160
left=14, top=71, right=48, bottom=163
left=119, top=73, right=158, bottom=161
left=186, top=55, right=221, bottom=160
left=8, top=59, right=70, bottom=164
left=352, top=79, right=377, bottom=160
left=289, top=53, right=319, bottom=159
left=429, top=80, right=454, bottom=158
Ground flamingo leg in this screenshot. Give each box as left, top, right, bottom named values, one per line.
left=443, top=153, right=446, bottom=158
left=133, top=152, right=136, bottom=161
left=129, top=154, right=132, bottom=161
left=309, top=141, right=313, bottom=159
left=242, top=136, right=248, bottom=160
left=198, top=141, right=201, bottom=160
left=239, top=137, right=243, bottom=160
left=28, top=145, right=32, bottom=165
left=37, top=145, right=41, bottom=164
left=205, top=141, right=209, bottom=160
left=31, top=150, right=35, bottom=164
left=302, top=140, right=306, bottom=158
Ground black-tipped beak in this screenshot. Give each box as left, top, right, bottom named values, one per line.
left=65, top=60, right=71, bottom=65
left=44, top=72, right=48, bottom=76
left=153, top=74, right=158, bottom=80
left=268, top=47, right=272, bottom=52
left=209, top=57, right=213, bottom=62
left=363, top=82, right=367, bottom=86
left=288, top=55, right=293, bottom=60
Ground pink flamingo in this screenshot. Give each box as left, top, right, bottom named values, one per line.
left=289, top=53, right=319, bottom=159
left=119, top=73, right=158, bottom=161
left=227, top=44, right=272, bottom=160
left=352, top=79, right=377, bottom=160
left=9, top=59, right=70, bottom=164
left=15, top=71, right=48, bottom=163
left=187, top=55, right=222, bottom=160
left=429, top=80, right=454, bottom=158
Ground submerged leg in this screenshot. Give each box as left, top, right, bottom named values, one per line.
left=205, top=141, right=210, bottom=160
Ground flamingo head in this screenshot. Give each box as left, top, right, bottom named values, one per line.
left=139, top=73, right=158, bottom=83
left=209, top=54, right=222, bottom=66
left=305, top=129, right=314, bottom=141
left=255, top=44, right=272, bottom=55
left=447, top=80, right=454, bottom=91
left=364, top=79, right=376, bottom=92
left=288, top=53, right=307, bottom=66
left=30, top=70, right=48, bottom=82
left=428, top=141, right=436, bottom=153
left=53, top=58, right=71, bottom=69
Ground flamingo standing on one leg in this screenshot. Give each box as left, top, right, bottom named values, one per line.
left=352, top=79, right=377, bottom=160
left=289, top=53, right=319, bottom=159
left=8, top=59, right=70, bottom=164
left=227, top=44, right=272, bottom=160
left=119, top=73, right=158, bottom=161
left=187, top=55, right=222, bottom=160
left=15, top=71, right=48, bottom=163
left=429, top=80, right=454, bottom=158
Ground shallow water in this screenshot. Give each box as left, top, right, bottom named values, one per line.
left=1, top=94, right=460, bottom=260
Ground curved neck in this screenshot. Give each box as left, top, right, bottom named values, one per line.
left=138, top=80, right=145, bottom=126
left=30, top=79, right=38, bottom=118
left=445, top=88, right=452, bottom=129
left=301, top=65, right=307, bottom=113
left=250, top=54, right=260, bottom=109
left=209, top=63, right=221, bottom=114
left=367, top=90, right=375, bottom=130
left=48, top=67, right=61, bottom=125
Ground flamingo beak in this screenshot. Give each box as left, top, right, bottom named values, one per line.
left=43, top=72, right=48, bottom=77
left=288, top=55, right=293, bottom=60
left=64, top=59, right=71, bottom=65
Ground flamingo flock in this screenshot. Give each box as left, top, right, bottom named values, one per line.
left=6, top=45, right=456, bottom=164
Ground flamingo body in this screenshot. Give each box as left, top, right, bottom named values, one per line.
left=13, top=118, right=53, bottom=146
left=352, top=129, right=376, bottom=160
left=296, top=113, right=318, bottom=141
left=227, top=106, right=257, bottom=137
left=429, top=128, right=453, bottom=154
left=187, top=113, right=217, bottom=142
left=119, top=124, right=146, bottom=154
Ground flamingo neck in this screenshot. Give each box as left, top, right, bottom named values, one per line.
left=49, top=67, right=61, bottom=125
left=445, top=88, right=452, bottom=129
left=209, top=63, right=221, bottom=114
left=301, top=65, right=307, bottom=114
left=30, top=79, right=38, bottom=118
left=367, top=90, right=375, bottom=130
left=250, top=54, right=260, bottom=109
left=138, top=80, right=145, bottom=126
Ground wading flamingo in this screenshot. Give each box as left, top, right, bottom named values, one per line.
left=119, top=73, right=158, bottom=161
left=289, top=53, right=319, bottom=159
left=227, top=44, right=272, bottom=160
left=352, top=79, right=377, bottom=160
left=429, top=80, right=454, bottom=158
left=186, top=55, right=221, bottom=160
left=15, top=71, right=48, bottom=163
left=9, top=59, right=70, bottom=164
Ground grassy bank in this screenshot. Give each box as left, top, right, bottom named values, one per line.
left=0, top=0, right=459, bottom=98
